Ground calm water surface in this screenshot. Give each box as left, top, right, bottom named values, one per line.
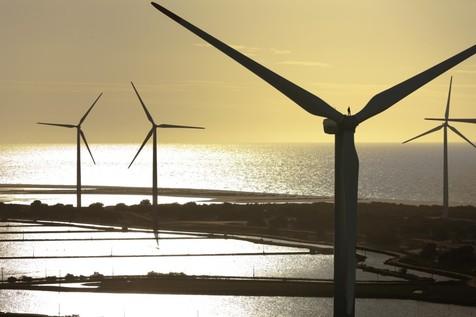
left=1, top=143, right=475, bottom=206
left=0, top=222, right=474, bottom=316
left=1, top=291, right=475, bottom=317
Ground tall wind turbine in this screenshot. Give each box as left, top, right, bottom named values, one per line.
left=128, top=81, right=205, bottom=207
left=150, top=3, right=476, bottom=316
left=403, top=77, right=476, bottom=218
left=38, top=93, right=103, bottom=208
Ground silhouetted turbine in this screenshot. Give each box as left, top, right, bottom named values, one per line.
left=128, top=81, right=204, bottom=208
left=403, top=77, right=475, bottom=218
left=150, top=2, right=476, bottom=316
left=37, top=93, right=103, bottom=208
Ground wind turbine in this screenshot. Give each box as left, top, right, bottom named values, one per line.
left=150, top=2, right=476, bottom=316
left=38, top=93, right=103, bottom=208
left=402, top=77, right=476, bottom=218
left=128, top=81, right=205, bottom=207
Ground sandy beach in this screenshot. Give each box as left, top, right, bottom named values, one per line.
left=0, top=183, right=331, bottom=204
left=0, top=183, right=444, bottom=206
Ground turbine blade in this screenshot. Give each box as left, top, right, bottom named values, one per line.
left=129, top=128, right=154, bottom=168
left=157, top=124, right=205, bottom=129
left=37, top=122, right=76, bottom=128
left=444, top=118, right=476, bottom=124
left=79, top=92, right=103, bottom=125
left=131, top=82, right=156, bottom=125
left=425, top=118, right=476, bottom=124
left=402, top=125, right=443, bottom=144
left=424, top=118, right=445, bottom=122
left=79, top=130, right=96, bottom=164
left=355, top=44, right=476, bottom=123
left=150, top=2, right=342, bottom=122
left=444, top=77, right=452, bottom=120
left=448, top=125, right=476, bottom=148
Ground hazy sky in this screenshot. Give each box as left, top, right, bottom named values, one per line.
left=1, top=0, right=475, bottom=144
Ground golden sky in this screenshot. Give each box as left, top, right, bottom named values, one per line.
left=1, top=0, right=475, bottom=144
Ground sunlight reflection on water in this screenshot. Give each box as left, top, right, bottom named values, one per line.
left=1, top=143, right=475, bottom=206
left=1, top=144, right=476, bottom=315
left=0, top=223, right=473, bottom=316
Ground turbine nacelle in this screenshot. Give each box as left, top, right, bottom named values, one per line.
left=323, top=119, right=338, bottom=134
left=323, top=116, right=358, bottom=135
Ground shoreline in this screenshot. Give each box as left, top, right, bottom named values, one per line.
left=1, top=273, right=475, bottom=307
left=2, top=201, right=475, bottom=278
left=1, top=183, right=471, bottom=206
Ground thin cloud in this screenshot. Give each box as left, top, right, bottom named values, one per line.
left=278, top=60, right=331, bottom=68
left=137, top=80, right=245, bottom=92
left=270, top=48, right=291, bottom=55
left=194, top=42, right=261, bottom=56
left=455, top=69, right=476, bottom=74
left=310, top=81, right=388, bottom=90
left=194, top=43, right=293, bottom=57
left=454, top=64, right=476, bottom=74
left=193, top=43, right=211, bottom=48
left=230, top=44, right=260, bottom=51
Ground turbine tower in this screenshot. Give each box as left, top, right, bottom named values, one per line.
left=150, top=3, right=476, bottom=316
left=38, top=93, right=103, bottom=208
left=128, top=81, right=205, bottom=207
left=403, top=77, right=476, bottom=218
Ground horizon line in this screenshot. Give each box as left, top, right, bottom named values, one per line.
left=0, top=141, right=473, bottom=146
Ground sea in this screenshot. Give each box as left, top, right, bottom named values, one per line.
left=0, top=143, right=475, bottom=317
left=0, top=143, right=475, bottom=206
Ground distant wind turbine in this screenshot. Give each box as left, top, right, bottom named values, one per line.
left=37, top=93, right=103, bottom=208
left=128, top=81, right=205, bottom=207
left=150, top=2, right=476, bottom=316
left=403, top=77, right=476, bottom=218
